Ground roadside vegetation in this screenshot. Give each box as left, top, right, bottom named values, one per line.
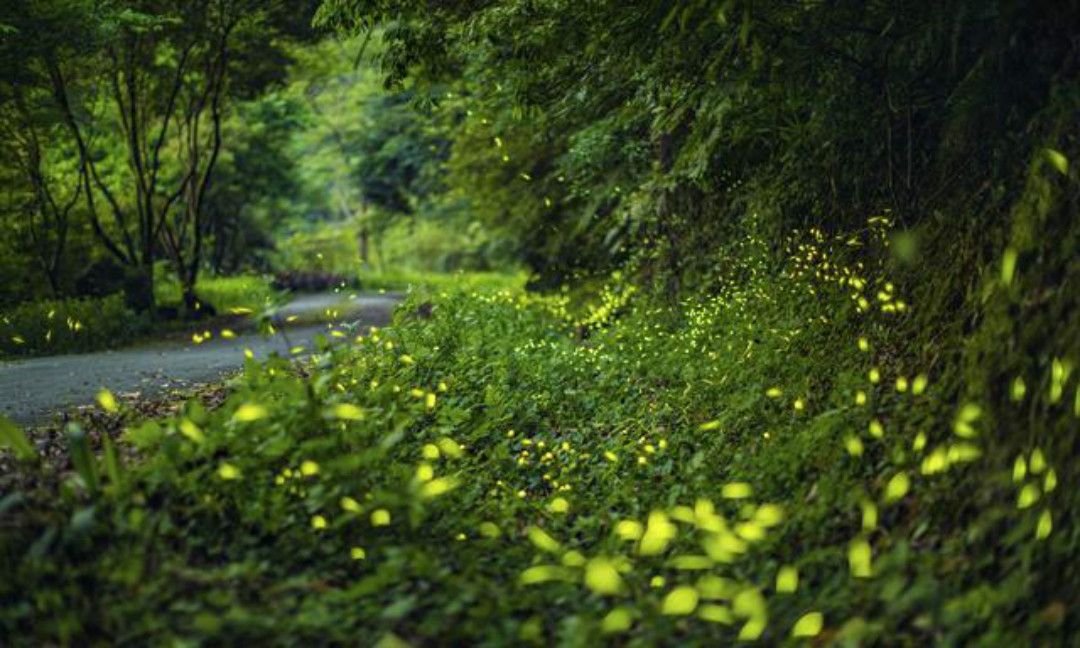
left=0, top=274, right=280, bottom=358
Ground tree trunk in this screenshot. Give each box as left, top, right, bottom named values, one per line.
left=358, top=227, right=371, bottom=268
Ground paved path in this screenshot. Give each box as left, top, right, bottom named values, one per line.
left=0, top=293, right=401, bottom=426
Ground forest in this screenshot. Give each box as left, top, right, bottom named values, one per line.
left=1, top=0, right=1078, bottom=645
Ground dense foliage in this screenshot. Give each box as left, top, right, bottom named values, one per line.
left=2, top=219, right=1077, bottom=644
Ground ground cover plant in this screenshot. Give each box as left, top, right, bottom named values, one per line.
left=2, top=213, right=1076, bottom=645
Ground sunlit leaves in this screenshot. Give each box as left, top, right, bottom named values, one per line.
left=754, top=504, right=784, bottom=527
left=520, top=565, right=574, bottom=585
left=1044, top=148, right=1069, bottom=175
left=921, top=447, right=949, bottom=475
left=722, top=482, right=753, bottom=499
left=1029, top=449, right=1046, bottom=474
left=1036, top=509, right=1053, bottom=540
left=861, top=500, right=878, bottom=531
left=868, top=419, right=884, bottom=439
left=1050, top=358, right=1073, bottom=404
left=1001, top=247, right=1018, bottom=286
left=733, top=588, right=768, bottom=639
left=884, top=472, right=910, bottom=503
left=330, top=403, right=365, bottom=420
left=601, top=607, right=633, bottom=634
left=419, top=476, right=458, bottom=499
left=416, top=463, right=434, bottom=482
left=232, top=403, right=268, bottom=422
left=584, top=557, right=623, bottom=595
left=1044, top=469, right=1057, bottom=492
left=912, top=374, right=928, bottom=395
left=548, top=497, right=570, bottom=514
left=638, top=511, right=676, bottom=555
left=792, top=612, right=824, bottom=637
left=615, top=520, right=643, bottom=541
left=848, top=538, right=873, bottom=578
left=952, top=403, right=981, bottom=438
left=1016, top=484, right=1040, bottom=509
left=912, top=432, right=927, bottom=452
left=527, top=526, right=562, bottom=553
left=437, top=437, right=464, bottom=458
left=218, top=462, right=241, bottom=480
left=776, top=566, right=798, bottom=593
left=1011, top=377, right=1027, bottom=402
left=562, top=550, right=586, bottom=567
left=179, top=419, right=205, bottom=443
left=699, top=604, right=735, bottom=624
left=661, top=586, right=700, bottom=615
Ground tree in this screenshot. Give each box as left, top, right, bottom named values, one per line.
left=1, top=0, right=315, bottom=314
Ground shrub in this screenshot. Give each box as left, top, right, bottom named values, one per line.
left=0, top=295, right=150, bottom=358
left=155, top=274, right=280, bottom=314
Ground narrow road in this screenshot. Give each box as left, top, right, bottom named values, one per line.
left=0, top=293, right=401, bottom=426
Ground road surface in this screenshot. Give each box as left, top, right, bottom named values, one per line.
left=0, top=293, right=401, bottom=426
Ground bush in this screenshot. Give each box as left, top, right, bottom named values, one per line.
left=155, top=274, right=280, bottom=314
left=0, top=295, right=150, bottom=358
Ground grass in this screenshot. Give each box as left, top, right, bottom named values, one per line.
left=154, top=274, right=282, bottom=314
left=1, top=219, right=1073, bottom=645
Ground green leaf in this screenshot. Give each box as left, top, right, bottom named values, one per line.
left=0, top=415, right=36, bottom=462
left=792, top=611, right=824, bottom=637
left=526, top=526, right=562, bottom=553
left=661, top=586, right=700, bottom=615
left=1045, top=148, right=1069, bottom=175
left=102, top=434, right=125, bottom=490
left=884, top=472, right=910, bottom=502
left=585, top=557, right=623, bottom=595
left=600, top=607, right=633, bottom=634
left=776, top=566, right=798, bottom=593
left=66, top=423, right=99, bottom=494
left=849, top=538, right=873, bottom=578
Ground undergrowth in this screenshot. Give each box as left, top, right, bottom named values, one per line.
left=0, top=275, right=280, bottom=358
left=0, top=217, right=1076, bottom=646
